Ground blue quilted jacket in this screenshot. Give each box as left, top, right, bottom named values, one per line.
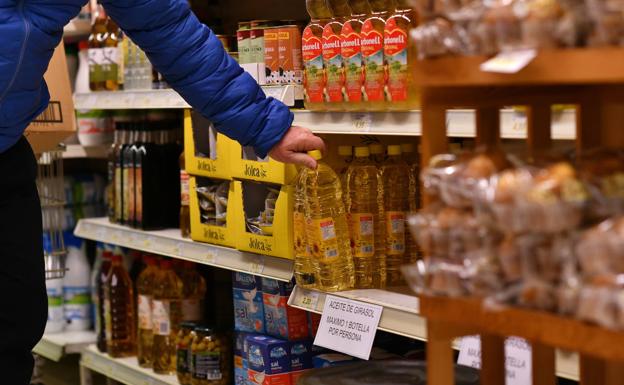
left=0, top=0, right=293, bottom=157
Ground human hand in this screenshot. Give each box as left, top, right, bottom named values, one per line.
left=269, top=126, right=326, bottom=169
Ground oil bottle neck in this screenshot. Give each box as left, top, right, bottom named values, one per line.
left=349, top=0, right=372, bottom=15
left=368, top=0, right=396, bottom=12
left=328, top=0, right=353, bottom=17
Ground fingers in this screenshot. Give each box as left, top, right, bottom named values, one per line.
left=286, top=152, right=318, bottom=169
left=300, top=133, right=327, bottom=154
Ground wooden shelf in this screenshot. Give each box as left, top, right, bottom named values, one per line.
left=413, top=48, right=624, bottom=87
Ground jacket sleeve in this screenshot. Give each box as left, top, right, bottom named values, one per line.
left=101, top=0, right=293, bottom=157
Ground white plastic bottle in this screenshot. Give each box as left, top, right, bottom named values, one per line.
left=45, top=277, right=65, bottom=334
left=63, top=233, right=92, bottom=331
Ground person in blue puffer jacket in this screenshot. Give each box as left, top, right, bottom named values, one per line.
left=0, top=1, right=325, bottom=383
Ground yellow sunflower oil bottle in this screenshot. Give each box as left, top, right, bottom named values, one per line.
left=294, top=169, right=316, bottom=289
left=303, top=0, right=333, bottom=111
left=341, top=0, right=372, bottom=110
left=304, top=150, right=354, bottom=291
left=401, top=143, right=420, bottom=265
left=369, top=143, right=386, bottom=165
left=381, top=145, right=410, bottom=286
left=345, top=146, right=386, bottom=288
left=337, top=145, right=354, bottom=184
left=152, top=259, right=184, bottom=375
left=136, top=255, right=158, bottom=368
left=361, top=0, right=395, bottom=111
left=324, top=0, right=352, bottom=111
left=385, top=0, right=418, bottom=110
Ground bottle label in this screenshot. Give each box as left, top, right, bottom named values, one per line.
left=63, top=286, right=91, bottom=322
left=135, top=166, right=143, bottom=224
left=350, top=213, right=375, bottom=258
left=293, top=212, right=311, bottom=257
left=322, top=24, right=344, bottom=103
left=361, top=20, right=385, bottom=102
left=102, top=47, right=119, bottom=83
left=302, top=26, right=324, bottom=103
left=308, top=217, right=339, bottom=260
left=182, top=299, right=202, bottom=322
left=341, top=21, right=364, bottom=103
left=127, top=166, right=135, bottom=223
left=104, top=298, right=112, bottom=340
left=114, top=166, right=123, bottom=221
left=47, top=294, right=64, bottom=323
left=180, top=170, right=190, bottom=206
left=88, top=48, right=104, bottom=82
left=386, top=211, right=406, bottom=255
left=384, top=17, right=409, bottom=102
left=138, top=294, right=152, bottom=330
left=152, top=300, right=171, bottom=336
left=193, top=351, right=222, bottom=380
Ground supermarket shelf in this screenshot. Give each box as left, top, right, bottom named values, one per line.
left=288, top=285, right=427, bottom=341
left=297, top=109, right=576, bottom=139
left=63, top=144, right=109, bottom=159
left=33, top=331, right=97, bottom=362
left=80, top=345, right=178, bottom=385
left=288, top=286, right=579, bottom=380
left=74, top=217, right=293, bottom=281
left=74, top=85, right=303, bottom=110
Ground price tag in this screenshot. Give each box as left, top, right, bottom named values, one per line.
left=144, top=236, right=154, bottom=249
left=458, top=336, right=532, bottom=385
left=480, top=50, right=537, bottom=74
left=249, top=255, right=265, bottom=275
left=173, top=242, right=184, bottom=256
left=313, top=295, right=383, bottom=360
left=204, top=251, right=216, bottom=264
left=264, top=86, right=285, bottom=101
left=351, top=113, right=373, bottom=132
left=298, top=289, right=320, bottom=310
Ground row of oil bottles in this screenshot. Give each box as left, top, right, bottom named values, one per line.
left=94, top=248, right=208, bottom=376
left=303, top=0, right=418, bottom=111
left=294, top=143, right=420, bottom=292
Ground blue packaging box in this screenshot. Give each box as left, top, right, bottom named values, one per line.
left=233, top=272, right=265, bottom=333
left=246, top=335, right=292, bottom=385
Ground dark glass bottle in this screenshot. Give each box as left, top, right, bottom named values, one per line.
left=96, top=250, right=113, bottom=352
left=121, top=123, right=138, bottom=226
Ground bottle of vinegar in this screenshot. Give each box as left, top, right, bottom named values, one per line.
left=362, top=0, right=395, bottom=111
left=342, top=0, right=371, bottom=111
left=385, top=0, right=419, bottom=110
left=303, top=0, right=333, bottom=111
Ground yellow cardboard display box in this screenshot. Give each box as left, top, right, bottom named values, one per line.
left=189, top=176, right=238, bottom=248
left=234, top=181, right=294, bottom=260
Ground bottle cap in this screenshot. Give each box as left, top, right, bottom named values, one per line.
left=78, top=41, right=89, bottom=51
left=388, top=145, right=402, bottom=156
left=401, top=143, right=415, bottom=153
left=308, top=150, right=323, bottom=160
left=338, top=146, right=353, bottom=156
left=369, top=144, right=384, bottom=155
left=355, top=146, right=370, bottom=158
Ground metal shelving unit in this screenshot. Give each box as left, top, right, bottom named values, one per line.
left=74, top=217, right=293, bottom=281
left=33, top=331, right=97, bottom=362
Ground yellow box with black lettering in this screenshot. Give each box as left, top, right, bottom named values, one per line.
left=234, top=181, right=294, bottom=259
left=189, top=176, right=238, bottom=248
left=184, top=109, right=239, bottom=180
left=230, top=145, right=298, bottom=185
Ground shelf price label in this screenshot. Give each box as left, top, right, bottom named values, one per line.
left=298, top=289, right=320, bottom=310
left=249, top=255, right=265, bottom=275
left=457, top=336, right=532, bottom=385
left=313, top=295, right=383, bottom=360
left=480, top=49, right=537, bottom=74
left=351, top=113, right=373, bottom=132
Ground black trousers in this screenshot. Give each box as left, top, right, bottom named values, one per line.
left=0, top=137, right=48, bottom=384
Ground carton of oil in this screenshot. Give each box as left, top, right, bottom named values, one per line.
left=233, top=272, right=266, bottom=334
left=289, top=340, right=314, bottom=384
left=262, top=278, right=309, bottom=340
left=247, top=335, right=292, bottom=385
left=264, top=27, right=280, bottom=85
left=312, top=353, right=359, bottom=368
left=278, top=26, right=303, bottom=85
left=251, top=21, right=269, bottom=85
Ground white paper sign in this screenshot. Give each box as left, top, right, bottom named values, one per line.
left=313, top=295, right=383, bottom=360
left=480, top=50, right=537, bottom=74
left=458, top=336, right=532, bottom=385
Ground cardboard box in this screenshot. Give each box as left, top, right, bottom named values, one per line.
left=232, top=146, right=298, bottom=185
left=235, top=332, right=261, bottom=385
left=289, top=340, right=314, bottom=384
left=189, top=176, right=237, bottom=248
left=262, top=278, right=309, bottom=340
left=247, top=335, right=292, bottom=385
left=235, top=181, right=294, bottom=260
left=24, top=42, right=76, bottom=154
left=233, top=272, right=266, bottom=334
left=184, top=109, right=237, bottom=180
